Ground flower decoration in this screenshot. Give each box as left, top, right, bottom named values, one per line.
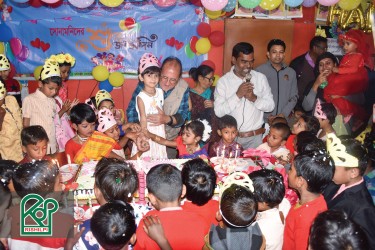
left=197, top=119, right=212, bottom=142
left=50, top=53, right=76, bottom=67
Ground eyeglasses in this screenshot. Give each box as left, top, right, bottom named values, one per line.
left=204, top=76, right=215, bottom=82
left=160, top=75, right=178, bottom=85
left=315, top=45, right=328, bottom=51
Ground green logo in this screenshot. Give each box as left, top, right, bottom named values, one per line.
left=20, top=194, right=59, bottom=236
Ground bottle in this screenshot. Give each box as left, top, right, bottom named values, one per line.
left=319, top=81, right=328, bottom=89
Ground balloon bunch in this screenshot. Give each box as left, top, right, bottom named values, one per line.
left=92, top=65, right=125, bottom=92
left=0, top=23, right=30, bottom=63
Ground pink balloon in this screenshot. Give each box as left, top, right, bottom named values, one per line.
left=317, top=0, right=339, bottom=6
left=17, top=45, right=29, bottom=62
left=152, top=0, right=177, bottom=7
left=201, top=0, right=228, bottom=11
left=41, top=0, right=59, bottom=3
left=10, top=37, right=22, bottom=56
left=68, top=0, right=95, bottom=8
left=302, top=0, right=317, bottom=7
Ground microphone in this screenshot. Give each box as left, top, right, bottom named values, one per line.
left=245, top=72, right=252, bottom=83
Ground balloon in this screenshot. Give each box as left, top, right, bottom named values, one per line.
left=99, top=80, right=113, bottom=92
left=212, top=74, right=220, bottom=86
left=302, top=0, right=317, bottom=7
left=99, top=0, right=123, bottom=7
left=190, top=0, right=203, bottom=7
left=29, top=0, right=44, bottom=7
left=205, top=9, right=223, bottom=19
left=152, top=0, right=176, bottom=7
left=189, top=36, right=199, bottom=54
left=33, top=65, right=43, bottom=80
left=0, top=23, right=13, bottom=42
left=195, top=38, right=211, bottom=54
left=17, top=45, right=29, bottom=62
left=238, top=0, right=262, bottom=9
left=184, top=44, right=195, bottom=59
left=201, top=60, right=216, bottom=71
left=10, top=38, right=22, bottom=56
left=316, top=0, right=339, bottom=6
left=197, top=22, right=211, bottom=38
left=68, top=0, right=95, bottom=8
left=223, top=0, right=236, bottom=11
left=208, top=31, right=224, bottom=46
left=201, top=0, right=228, bottom=11
left=11, top=0, right=28, bottom=3
left=284, top=0, right=303, bottom=7
left=41, top=0, right=59, bottom=3
left=338, top=0, right=361, bottom=10
left=0, top=42, right=4, bottom=54
left=5, top=43, right=15, bottom=62
left=259, top=0, right=283, bottom=10
left=92, top=65, right=109, bottom=81
left=49, top=0, right=63, bottom=7
left=108, top=72, right=124, bottom=87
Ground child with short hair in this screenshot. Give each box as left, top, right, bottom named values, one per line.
left=294, top=131, right=325, bottom=155
left=135, top=164, right=209, bottom=249
left=0, top=54, right=21, bottom=105
left=147, top=119, right=211, bottom=159
left=257, top=123, right=291, bottom=162
left=208, top=115, right=243, bottom=158
left=22, top=59, right=62, bottom=154
left=181, top=158, right=218, bottom=225
left=324, top=134, right=375, bottom=249
left=249, top=169, right=290, bottom=250
left=19, top=125, right=51, bottom=163
left=283, top=150, right=335, bottom=250
left=314, top=99, right=337, bottom=141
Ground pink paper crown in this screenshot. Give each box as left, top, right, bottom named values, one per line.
left=314, top=99, right=327, bottom=120
left=97, top=108, right=117, bottom=133
left=139, top=53, right=159, bottom=74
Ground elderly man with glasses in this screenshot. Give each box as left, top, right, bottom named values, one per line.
left=126, top=56, right=189, bottom=158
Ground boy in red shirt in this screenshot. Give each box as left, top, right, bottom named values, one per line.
left=283, top=150, right=334, bottom=250
left=135, top=164, right=209, bottom=250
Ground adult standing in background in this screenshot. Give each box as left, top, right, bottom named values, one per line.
left=290, top=36, right=328, bottom=105
left=214, top=42, right=274, bottom=149
left=256, top=39, right=298, bottom=122
left=127, top=56, right=189, bottom=158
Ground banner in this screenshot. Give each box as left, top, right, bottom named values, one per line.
left=2, top=1, right=204, bottom=75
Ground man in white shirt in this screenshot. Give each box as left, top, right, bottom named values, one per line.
left=214, top=42, right=275, bottom=149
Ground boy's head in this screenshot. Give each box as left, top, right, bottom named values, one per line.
left=289, top=151, right=334, bottom=194
left=91, top=201, right=136, bottom=250
left=94, top=158, right=138, bottom=205
left=218, top=184, right=257, bottom=228
left=70, top=103, right=96, bottom=138
left=295, top=131, right=325, bottom=155
left=12, top=160, right=60, bottom=198
left=267, top=123, right=290, bottom=149
left=270, top=116, right=287, bottom=126
left=249, top=169, right=285, bottom=210
left=181, top=158, right=217, bottom=206
left=39, top=59, right=62, bottom=98
left=97, top=108, right=119, bottom=141
left=314, top=100, right=337, bottom=126
left=0, top=54, right=10, bottom=80
left=218, top=115, right=238, bottom=144
left=146, top=164, right=184, bottom=209
left=21, top=126, right=49, bottom=161
left=292, top=115, right=320, bottom=135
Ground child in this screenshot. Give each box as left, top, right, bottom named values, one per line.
left=208, top=115, right=243, bottom=158
left=324, top=29, right=369, bottom=127
left=0, top=160, right=16, bottom=234
left=204, top=173, right=264, bottom=250
left=257, top=122, right=291, bottom=162
left=19, top=125, right=51, bottom=163
left=0, top=79, right=23, bottom=162
left=283, top=150, right=335, bottom=250
left=314, top=99, right=337, bottom=141
left=181, top=158, right=218, bottom=225
left=249, top=169, right=291, bottom=250
left=309, top=210, right=369, bottom=250
left=135, top=164, right=209, bottom=249
left=22, top=59, right=62, bottom=154
left=287, top=104, right=305, bottom=128
left=0, top=54, right=21, bottom=105
left=131, top=53, right=167, bottom=159
left=91, top=202, right=137, bottom=250
left=324, top=134, right=375, bottom=249
left=7, top=160, right=73, bottom=249
left=294, top=131, right=325, bottom=155
left=50, top=53, right=75, bottom=101
left=65, top=103, right=123, bottom=164
left=147, top=120, right=211, bottom=159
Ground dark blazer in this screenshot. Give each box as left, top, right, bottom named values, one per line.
left=324, top=181, right=375, bottom=249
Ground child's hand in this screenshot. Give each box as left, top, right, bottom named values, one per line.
left=204, top=100, right=214, bottom=108
left=70, top=99, right=79, bottom=110
left=332, top=67, right=339, bottom=73
left=64, top=224, right=85, bottom=250
left=61, top=100, right=72, bottom=113
left=136, top=137, right=150, bottom=153
left=129, top=123, right=142, bottom=133
left=143, top=216, right=171, bottom=250
left=125, top=131, right=138, bottom=142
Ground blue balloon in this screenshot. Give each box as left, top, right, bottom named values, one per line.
left=5, top=42, right=16, bottom=62
left=224, top=0, right=236, bottom=11
left=99, top=79, right=113, bottom=92
left=0, top=23, right=13, bottom=42
left=284, top=0, right=303, bottom=7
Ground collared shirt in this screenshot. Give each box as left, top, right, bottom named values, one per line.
left=126, top=81, right=189, bottom=127
left=305, top=52, right=315, bottom=68
left=333, top=178, right=364, bottom=199
left=214, top=66, right=274, bottom=133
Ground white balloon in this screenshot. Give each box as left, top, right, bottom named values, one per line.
left=68, top=0, right=95, bottom=8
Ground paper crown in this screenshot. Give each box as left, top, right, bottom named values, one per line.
left=85, top=98, right=98, bottom=115
left=355, top=126, right=371, bottom=144
left=219, top=172, right=254, bottom=198
left=0, top=54, right=10, bottom=71
left=95, top=90, right=114, bottom=108
left=97, top=108, right=117, bottom=133
left=327, top=133, right=358, bottom=168
left=314, top=99, right=327, bottom=120
left=139, top=53, right=159, bottom=74
left=40, top=59, right=61, bottom=80
left=49, top=53, right=76, bottom=67
left=0, top=80, right=6, bottom=100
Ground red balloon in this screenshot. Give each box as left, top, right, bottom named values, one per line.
left=189, top=36, right=198, bottom=54
left=201, top=60, right=216, bottom=72
left=29, top=0, right=44, bottom=7
left=209, top=30, right=225, bottom=46
left=197, top=22, right=211, bottom=38
left=190, top=0, right=203, bottom=6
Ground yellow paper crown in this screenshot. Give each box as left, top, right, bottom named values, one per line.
left=0, top=79, right=6, bottom=100
left=95, top=90, right=114, bottom=108
left=0, top=54, right=10, bottom=71
left=355, top=126, right=371, bottom=144
left=40, top=59, right=61, bottom=80
left=327, top=133, right=358, bottom=168
left=49, top=53, right=76, bottom=67
left=219, top=172, right=254, bottom=198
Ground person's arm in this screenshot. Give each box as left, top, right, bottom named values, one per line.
left=214, top=78, right=242, bottom=117
left=173, top=88, right=190, bottom=127
left=146, top=130, right=176, bottom=148
left=142, top=216, right=172, bottom=250
left=137, top=96, right=147, bottom=130
left=281, top=70, right=298, bottom=117
left=252, top=74, right=275, bottom=112
left=23, top=117, right=30, bottom=128
left=126, top=83, right=143, bottom=123
left=337, top=54, right=364, bottom=74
